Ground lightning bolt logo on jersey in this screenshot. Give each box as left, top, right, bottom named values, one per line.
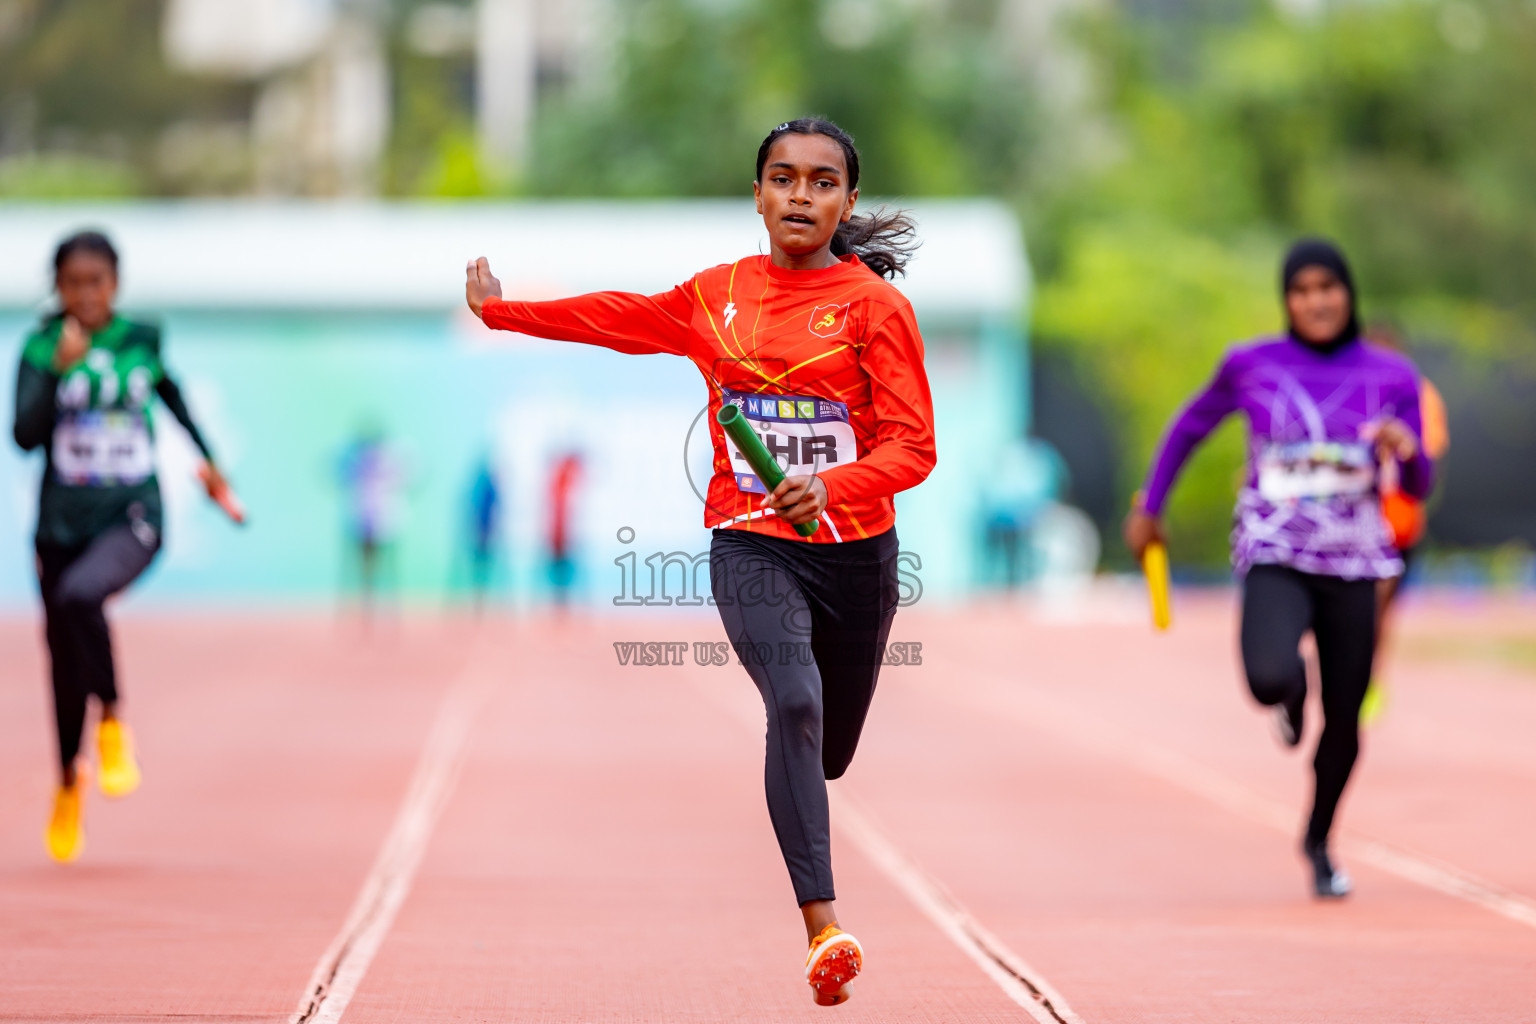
left=723, top=302, right=738, bottom=329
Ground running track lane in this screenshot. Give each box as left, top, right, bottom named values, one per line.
left=2, top=597, right=1535, bottom=1020
left=847, top=595, right=1536, bottom=1022
left=0, top=615, right=479, bottom=1021
left=332, top=619, right=1044, bottom=1023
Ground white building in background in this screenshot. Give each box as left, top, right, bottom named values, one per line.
left=161, top=0, right=610, bottom=194
left=162, top=0, right=336, bottom=77
left=163, top=0, right=390, bottom=195
left=157, top=0, right=1090, bottom=195
left=475, top=0, right=534, bottom=175
left=475, top=0, right=610, bottom=173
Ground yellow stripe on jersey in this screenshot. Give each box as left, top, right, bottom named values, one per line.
left=839, top=504, right=868, bottom=539
left=761, top=344, right=852, bottom=387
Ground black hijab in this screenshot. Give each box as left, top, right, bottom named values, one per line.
left=1281, top=238, right=1359, bottom=352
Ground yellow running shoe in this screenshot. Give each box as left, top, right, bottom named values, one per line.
left=1360, top=678, right=1388, bottom=727
left=805, top=924, right=862, bottom=1007
left=46, top=782, right=85, bottom=863
left=98, top=719, right=142, bottom=798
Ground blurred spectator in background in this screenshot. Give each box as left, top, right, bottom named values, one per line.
left=545, top=450, right=582, bottom=610
left=980, top=438, right=1067, bottom=589
left=337, top=422, right=405, bottom=621
left=466, top=451, right=502, bottom=612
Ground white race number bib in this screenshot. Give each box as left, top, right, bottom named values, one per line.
left=1256, top=440, right=1374, bottom=502
left=722, top=388, right=858, bottom=494
left=53, top=411, right=154, bottom=486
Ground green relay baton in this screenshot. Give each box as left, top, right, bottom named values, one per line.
left=716, top=402, right=819, bottom=537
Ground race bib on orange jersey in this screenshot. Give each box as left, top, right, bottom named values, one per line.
left=721, top=388, right=858, bottom=494
left=1256, top=440, right=1375, bottom=502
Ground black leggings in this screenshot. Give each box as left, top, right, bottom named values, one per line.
left=710, top=527, right=899, bottom=906
left=1241, top=564, right=1376, bottom=846
left=36, top=524, right=159, bottom=774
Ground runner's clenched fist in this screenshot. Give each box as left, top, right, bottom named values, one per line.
left=465, top=257, right=503, bottom=319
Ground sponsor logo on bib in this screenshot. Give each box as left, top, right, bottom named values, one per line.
left=721, top=387, right=857, bottom=494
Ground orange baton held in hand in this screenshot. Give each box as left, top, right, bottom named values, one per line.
left=198, top=462, right=247, bottom=525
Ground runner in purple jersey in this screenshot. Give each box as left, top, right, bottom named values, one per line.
left=1125, top=239, right=1432, bottom=899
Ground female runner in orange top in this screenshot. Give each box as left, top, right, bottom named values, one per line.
left=465, top=117, right=936, bottom=1006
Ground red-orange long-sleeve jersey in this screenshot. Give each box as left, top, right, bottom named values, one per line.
left=481, top=253, right=936, bottom=543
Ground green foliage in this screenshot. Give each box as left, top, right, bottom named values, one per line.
left=382, top=42, right=486, bottom=197
left=413, top=130, right=491, bottom=198
left=1034, top=0, right=1536, bottom=567
left=0, top=153, right=140, bottom=198
left=1034, top=222, right=1273, bottom=565
left=526, top=0, right=1041, bottom=198
left=0, top=0, right=253, bottom=195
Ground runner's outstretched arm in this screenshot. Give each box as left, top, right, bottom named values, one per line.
left=1125, top=352, right=1239, bottom=559
left=468, top=257, right=692, bottom=357
left=1141, top=352, right=1241, bottom=517
left=155, top=376, right=214, bottom=462
left=152, top=348, right=237, bottom=515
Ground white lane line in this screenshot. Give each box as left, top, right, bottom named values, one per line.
left=687, top=668, right=1084, bottom=1023
left=832, top=792, right=1085, bottom=1024
left=949, top=667, right=1536, bottom=934
left=1132, top=741, right=1536, bottom=931
left=292, top=658, right=498, bottom=1024
left=1344, top=835, right=1536, bottom=930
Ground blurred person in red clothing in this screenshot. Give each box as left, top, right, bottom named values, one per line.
left=545, top=450, right=582, bottom=609
left=464, top=118, right=936, bottom=1006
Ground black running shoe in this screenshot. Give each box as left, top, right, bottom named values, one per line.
left=1304, top=838, right=1352, bottom=899
left=1272, top=691, right=1304, bottom=749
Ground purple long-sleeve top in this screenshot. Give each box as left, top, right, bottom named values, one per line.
left=1143, top=335, right=1433, bottom=580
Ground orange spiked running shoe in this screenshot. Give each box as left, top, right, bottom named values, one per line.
left=805, top=924, right=862, bottom=1006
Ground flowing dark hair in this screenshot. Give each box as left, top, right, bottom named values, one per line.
left=754, top=118, right=918, bottom=279
left=54, top=230, right=119, bottom=277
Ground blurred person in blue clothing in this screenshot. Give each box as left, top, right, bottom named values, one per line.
left=467, top=453, right=502, bottom=611
left=981, top=438, right=1066, bottom=588
left=337, top=423, right=405, bottom=620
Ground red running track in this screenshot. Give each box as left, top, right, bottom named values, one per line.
left=1, top=593, right=1533, bottom=1022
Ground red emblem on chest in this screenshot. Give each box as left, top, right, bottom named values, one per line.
left=808, top=303, right=849, bottom=339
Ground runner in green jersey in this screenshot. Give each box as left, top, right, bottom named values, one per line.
left=12, top=231, right=242, bottom=862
